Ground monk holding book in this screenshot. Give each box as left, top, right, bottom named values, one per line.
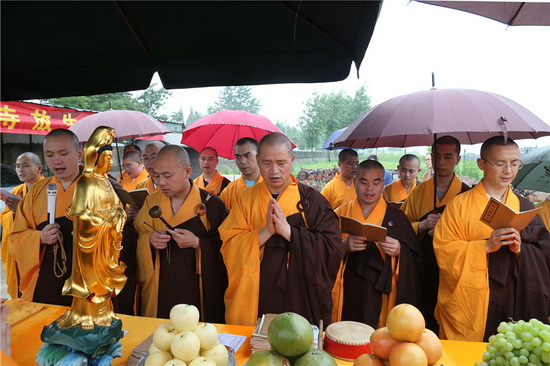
left=434, top=136, right=550, bottom=342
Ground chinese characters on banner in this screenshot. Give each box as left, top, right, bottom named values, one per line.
left=0, top=101, right=96, bottom=135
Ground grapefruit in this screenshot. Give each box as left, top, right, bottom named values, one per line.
left=267, top=312, right=313, bottom=357
left=389, top=343, right=428, bottom=366
left=386, top=304, right=425, bottom=342
left=294, top=349, right=336, bottom=366
left=247, top=350, right=291, bottom=366
left=354, top=353, right=385, bottom=366
left=369, top=327, right=401, bottom=360
left=414, top=329, right=442, bottom=365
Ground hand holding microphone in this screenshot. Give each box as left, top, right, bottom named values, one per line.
left=41, top=183, right=60, bottom=245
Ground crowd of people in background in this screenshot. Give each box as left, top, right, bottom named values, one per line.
left=1, top=129, right=549, bottom=343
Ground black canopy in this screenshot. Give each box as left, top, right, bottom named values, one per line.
left=1, top=1, right=382, bottom=101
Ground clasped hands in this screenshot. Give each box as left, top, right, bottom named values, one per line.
left=344, top=235, right=401, bottom=257
left=149, top=228, right=199, bottom=250
left=486, top=227, right=521, bottom=255
left=259, top=198, right=291, bottom=247
left=419, top=213, right=441, bottom=236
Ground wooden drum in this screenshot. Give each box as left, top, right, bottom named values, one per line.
left=324, top=321, right=375, bottom=361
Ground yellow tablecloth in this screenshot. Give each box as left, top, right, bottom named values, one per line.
left=7, top=300, right=487, bottom=365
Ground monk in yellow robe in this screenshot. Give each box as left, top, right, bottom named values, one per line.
left=120, top=151, right=148, bottom=191
left=10, top=129, right=83, bottom=305
left=536, top=200, right=550, bottom=230
left=383, top=154, right=421, bottom=204
left=333, top=160, right=422, bottom=328
left=434, top=136, right=550, bottom=341
left=135, top=141, right=164, bottom=194
left=134, top=146, right=228, bottom=321
left=220, top=137, right=263, bottom=211
left=401, top=136, right=470, bottom=333
left=321, top=149, right=359, bottom=209
left=117, top=143, right=141, bottom=184
left=220, top=133, right=344, bottom=326
left=0, top=152, right=44, bottom=299
left=193, top=147, right=230, bottom=196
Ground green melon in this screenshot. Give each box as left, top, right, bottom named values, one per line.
left=246, top=350, right=290, bottom=366
left=267, top=312, right=313, bottom=357
left=294, top=349, right=337, bottom=366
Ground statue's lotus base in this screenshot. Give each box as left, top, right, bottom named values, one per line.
left=36, top=319, right=123, bottom=366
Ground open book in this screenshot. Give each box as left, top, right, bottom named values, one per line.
left=113, top=187, right=149, bottom=208
left=480, top=197, right=541, bottom=231
left=0, top=189, right=22, bottom=202
left=340, top=216, right=388, bottom=242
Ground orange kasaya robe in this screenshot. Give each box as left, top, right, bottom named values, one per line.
left=1, top=177, right=44, bottom=299
left=219, top=175, right=262, bottom=211
left=121, top=168, right=148, bottom=192
left=383, top=179, right=417, bottom=203
left=10, top=176, right=77, bottom=302
left=536, top=200, right=550, bottom=230
left=136, top=176, right=160, bottom=194
left=434, top=181, right=532, bottom=341
left=321, top=172, right=356, bottom=209
left=332, top=198, right=399, bottom=327
left=193, top=171, right=230, bottom=196
left=401, top=174, right=466, bottom=234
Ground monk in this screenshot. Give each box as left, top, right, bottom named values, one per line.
left=193, top=147, right=230, bottom=196
left=136, top=141, right=165, bottom=194
left=134, top=146, right=228, bottom=322
left=219, top=132, right=344, bottom=326
left=332, top=160, right=422, bottom=327
left=400, top=135, right=470, bottom=333
left=120, top=151, right=148, bottom=191
left=220, top=137, right=262, bottom=211
left=422, top=154, right=434, bottom=183
left=10, top=129, right=83, bottom=305
left=536, top=200, right=550, bottom=230
left=117, top=144, right=141, bottom=184
left=434, top=136, right=550, bottom=341
left=0, top=152, right=44, bottom=299
left=383, top=154, right=421, bottom=204
left=321, top=149, right=359, bottom=209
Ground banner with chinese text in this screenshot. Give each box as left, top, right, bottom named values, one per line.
left=0, top=101, right=96, bottom=135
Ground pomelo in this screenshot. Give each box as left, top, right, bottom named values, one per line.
left=247, top=350, right=290, bottom=366
left=353, top=353, right=385, bottom=366
left=267, top=312, right=313, bottom=357
left=294, top=349, right=336, bottom=366
left=386, top=304, right=425, bottom=342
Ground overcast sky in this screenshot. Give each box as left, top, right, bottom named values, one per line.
left=157, top=0, right=550, bottom=152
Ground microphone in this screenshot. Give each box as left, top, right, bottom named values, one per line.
left=47, top=183, right=57, bottom=225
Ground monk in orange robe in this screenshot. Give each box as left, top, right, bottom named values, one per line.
left=383, top=154, right=421, bottom=204
left=193, top=147, right=230, bottom=196
left=220, top=137, right=262, bottom=211
left=400, top=136, right=470, bottom=333
left=120, top=151, right=148, bottom=191
left=0, top=152, right=44, bottom=299
left=321, top=149, right=359, bottom=209
left=434, top=136, right=550, bottom=341
left=536, top=200, right=550, bottom=230
left=135, top=141, right=165, bottom=194
left=220, top=133, right=344, bottom=326
left=10, top=129, right=83, bottom=305
left=333, top=160, right=422, bottom=328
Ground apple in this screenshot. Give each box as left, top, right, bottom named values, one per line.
left=194, top=323, right=219, bottom=351
left=170, top=304, right=200, bottom=332
left=200, top=343, right=229, bottom=366
left=163, top=359, right=187, bottom=366
left=154, top=322, right=179, bottom=351
left=149, top=342, right=162, bottom=355
left=188, top=357, right=216, bottom=366
left=145, top=351, right=172, bottom=366
left=171, top=331, right=201, bottom=363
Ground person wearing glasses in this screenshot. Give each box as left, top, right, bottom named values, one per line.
left=120, top=151, right=148, bottom=191
left=400, top=135, right=471, bottom=334
left=434, top=136, right=550, bottom=342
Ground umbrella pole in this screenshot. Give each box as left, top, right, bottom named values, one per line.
left=115, top=138, right=122, bottom=177
left=433, top=133, right=438, bottom=210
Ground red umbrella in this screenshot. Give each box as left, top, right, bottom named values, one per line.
left=334, top=88, right=550, bottom=149
left=69, top=110, right=171, bottom=143
left=181, top=110, right=295, bottom=159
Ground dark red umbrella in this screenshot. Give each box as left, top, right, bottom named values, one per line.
left=181, top=110, right=296, bottom=159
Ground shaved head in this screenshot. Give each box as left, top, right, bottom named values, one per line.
left=200, top=147, right=218, bottom=158
left=258, top=132, right=293, bottom=156
left=145, top=141, right=166, bottom=150
left=357, top=159, right=385, bottom=174
left=157, top=145, right=190, bottom=167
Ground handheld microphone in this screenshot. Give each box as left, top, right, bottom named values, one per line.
left=46, top=183, right=57, bottom=225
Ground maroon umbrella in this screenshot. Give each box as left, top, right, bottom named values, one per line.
left=334, top=88, right=550, bottom=149
left=414, top=1, right=550, bottom=26
left=181, top=110, right=295, bottom=159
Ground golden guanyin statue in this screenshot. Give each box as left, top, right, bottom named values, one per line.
left=56, top=126, right=127, bottom=330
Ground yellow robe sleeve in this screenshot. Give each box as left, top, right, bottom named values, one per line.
left=1, top=184, right=25, bottom=299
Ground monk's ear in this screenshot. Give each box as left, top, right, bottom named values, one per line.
left=477, top=158, right=484, bottom=170
left=38, top=165, right=43, bottom=173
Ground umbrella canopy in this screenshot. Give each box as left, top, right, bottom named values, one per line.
left=2, top=1, right=382, bottom=101
left=334, top=88, right=550, bottom=148
left=512, top=146, right=550, bottom=193
left=415, top=1, right=550, bottom=26
left=322, top=127, right=348, bottom=150
left=181, top=110, right=295, bottom=159
left=69, top=110, right=170, bottom=143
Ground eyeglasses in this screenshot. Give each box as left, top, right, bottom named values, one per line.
left=482, top=158, right=523, bottom=170
left=122, top=162, right=137, bottom=169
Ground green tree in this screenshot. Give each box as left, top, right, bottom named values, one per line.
left=186, top=108, right=203, bottom=126
left=207, top=86, right=261, bottom=114
left=298, top=85, right=372, bottom=150
left=275, top=121, right=304, bottom=148
left=136, top=83, right=172, bottom=119
left=170, top=107, right=185, bottom=125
